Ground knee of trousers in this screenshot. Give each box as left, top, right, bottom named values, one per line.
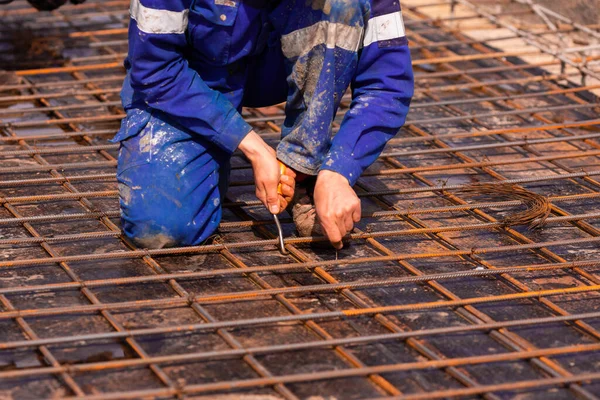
left=115, top=110, right=228, bottom=249
left=117, top=156, right=224, bottom=249
left=119, top=182, right=222, bottom=249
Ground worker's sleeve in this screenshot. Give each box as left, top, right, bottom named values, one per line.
left=320, top=2, right=414, bottom=185
left=125, top=0, right=252, bottom=153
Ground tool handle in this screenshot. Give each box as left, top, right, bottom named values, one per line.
left=277, top=161, right=287, bottom=195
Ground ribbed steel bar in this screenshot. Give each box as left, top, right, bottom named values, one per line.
left=406, top=102, right=600, bottom=125
left=1, top=311, right=600, bottom=380
left=58, top=343, right=600, bottom=399
left=0, top=114, right=122, bottom=129
left=408, top=84, right=600, bottom=108
left=0, top=48, right=546, bottom=78
left=0, top=87, right=122, bottom=103
left=376, top=372, right=600, bottom=400
left=388, top=119, right=600, bottom=145
left=360, top=10, right=593, bottom=397
left=0, top=160, right=116, bottom=174
left=69, top=27, right=128, bottom=38
left=1, top=1, right=599, bottom=398
left=0, top=62, right=574, bottom=97
left=455, top=0, right=600, bottom=81
left=1, top=210, right=598, bottom=246
left=0, top=296, right=86, bottom=396
left=383, top=17, right=600, bottom=398
left=0, top=210, right=121, bottom=225
left=15, top=62, right=124, bottom=77
left=0, top=119, right=596, bottom=172
left=1, top=303, right=599, bottom=353
left=0, top=123, right=594, bottom=177
left=230, top=99, right=588, bottom=398
left=407, top=4, right=600, bottom=295
left=0, top=0, right=127, bottom=17
left=0, top=130, right=117, bottom=142
left=215, top=236, right=402, bottom=395
left=7, top=147, right=600, bottom=187
left=366, top=149, right=600, bottom=176
left=408, top=25, right=584, bottom=51
left=0, top=173, right=115, bottom=187
left=381, top=131, right=600, bottom=157
left=0, top=75, right=122, bottom=92
left=3, top=279, right=600, bottom=335
left=0, top=258, right=595, bottom=297
left=0, top=63, right=180, bottom=394
left=0, top=100, right=121, bottom=115
left=245, top=93, right=599, bottom=125
left=1, top=169, right=598, bottom=207
left=1, top=191, right=595, bottom=229
left=2, top=97, right=596, bottom=133
left=0, top=230, right=598, bottom=267
left=403, top=8, right=534, bottom=25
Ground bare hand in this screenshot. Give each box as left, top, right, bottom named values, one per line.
left=313, top=170, right=361, bottom=249
left=238, top=131, right=281, bottom=214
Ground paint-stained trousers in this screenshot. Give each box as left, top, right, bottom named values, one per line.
left=116, top=0, right=364, bottom=248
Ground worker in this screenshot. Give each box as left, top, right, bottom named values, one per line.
left=114, top=0, right=414, bottom=250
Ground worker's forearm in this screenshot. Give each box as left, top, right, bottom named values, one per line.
left=322, top=45, right=414, bottom=185
left=126, top=0, right=250, bottom=154
left=321, top=2, right=414, bottom=185
left=238, top=131, right=269, bottom=162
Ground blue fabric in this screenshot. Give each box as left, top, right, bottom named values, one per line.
left=115, top=0, right=414, bottom=247
left=117, top=109, right=229, bottom=248
left=271, top=0, right=365, bottom=176
left=321, top=39, right=414, bottom=184
left=117, top=0, right=255, bottom=153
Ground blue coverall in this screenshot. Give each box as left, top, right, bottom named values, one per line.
left=114, top=0, right=414, bottom=248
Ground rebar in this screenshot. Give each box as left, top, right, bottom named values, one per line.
left=0, top=0, right=599, bottom=398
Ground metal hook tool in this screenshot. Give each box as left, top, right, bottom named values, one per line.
left=273, top=213, right=288, bottom=255
left=274, top=161, right=289, bottom=255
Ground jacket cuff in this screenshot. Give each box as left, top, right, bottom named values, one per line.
left=211, top=111, right=253, bottom=154
left=320, top=149, right=363, bottom=186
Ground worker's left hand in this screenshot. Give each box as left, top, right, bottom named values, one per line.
left=313, top=170, right=361, bottom=249
left=238, top=130, right=282, bottom=214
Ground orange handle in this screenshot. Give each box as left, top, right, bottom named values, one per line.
left=277, top=161, right=287, bottom=195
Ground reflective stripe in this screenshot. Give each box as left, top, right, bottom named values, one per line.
left=281, top=21, right=363, bottom=59
left=130, top=0, right=189, bottom=35
left=363, top=11, right=406, bottom=47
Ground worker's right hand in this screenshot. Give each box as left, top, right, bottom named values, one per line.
left=238, top=130, right=282, bottom=214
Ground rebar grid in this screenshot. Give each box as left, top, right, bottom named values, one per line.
left=0, top=0, right=599, bottom=399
